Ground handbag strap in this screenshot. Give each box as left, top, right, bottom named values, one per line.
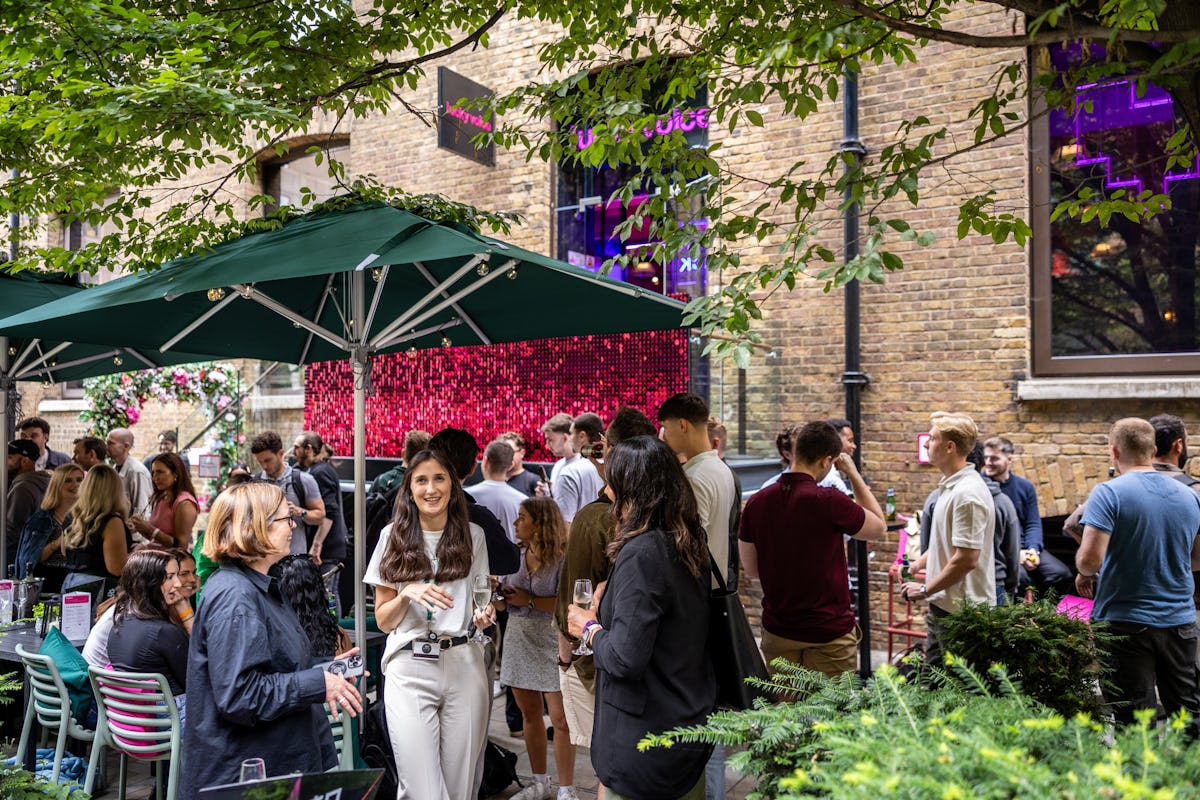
left=709, top=549, right=729, bottom=593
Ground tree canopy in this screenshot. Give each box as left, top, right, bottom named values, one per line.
left=1, top=0, right=1197, bottom=364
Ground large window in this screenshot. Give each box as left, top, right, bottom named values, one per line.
left=1032, top=44, right=1200, bottom=376
left=555, top=88, right=709, bottom=301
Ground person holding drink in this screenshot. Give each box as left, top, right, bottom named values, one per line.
left=129, top=453, right=199, bottom=549
left=364, top=449, right=493, bottom=800
left=567, top=435, right=716, bottom=800
left=180, top=481, right=361, bottom=800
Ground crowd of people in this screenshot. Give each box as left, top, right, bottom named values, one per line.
left=6, top=401, right=1200, bottom=799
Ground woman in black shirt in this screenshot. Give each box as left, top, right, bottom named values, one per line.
left=106, top=550, right=192, bottom=709
left=62, top=464, right=131, bottom=595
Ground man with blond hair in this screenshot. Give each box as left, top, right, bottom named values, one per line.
left=900, top=412, right=995, bottom=667
left=1077, top=418, right=1200, bottom=728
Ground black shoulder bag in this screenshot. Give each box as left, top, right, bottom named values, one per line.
left=708, top=552, right=770, bottom=710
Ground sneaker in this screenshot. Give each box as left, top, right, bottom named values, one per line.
left=558, top=788, right=580, bottom=800
left=510, top=781, right=554, bottom=800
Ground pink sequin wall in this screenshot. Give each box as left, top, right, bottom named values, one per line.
left=304, top=330, right=690, bottom=461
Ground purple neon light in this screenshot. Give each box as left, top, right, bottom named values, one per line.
left=1067, top=79, right=1199, bottom=196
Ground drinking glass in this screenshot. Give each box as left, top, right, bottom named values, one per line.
left=239, top=758, right=266, bottom=783
left=572, top=579, right=594, bottom=656
left=471, top=574, right=492, bottom=644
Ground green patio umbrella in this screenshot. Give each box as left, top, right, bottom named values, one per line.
left=0, top=271, right=218, bottom=573
left=0, top=200, right=688, bottom=649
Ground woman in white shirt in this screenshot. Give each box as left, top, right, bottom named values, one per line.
left=364, top=449, right=493, bottom=800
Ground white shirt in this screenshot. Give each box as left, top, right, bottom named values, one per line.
left=553, top=457, right=605, bottom=523
left=817, top=467, right=852, bottom=495
left=466, top=479, right=527, bottom=542
left=549, top=454, right=578, bottom=496
left=364, top=522, right=489, bottom=671
left=926, top=465, right=996, bottom=613
left=682, top=449, right=737, bottom=587
left=83, top=606, right=116, bottom=668
left=116, top=457, right=153, bottom=518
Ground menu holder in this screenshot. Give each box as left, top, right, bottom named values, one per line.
left=61, top=592, right=92, bottom=642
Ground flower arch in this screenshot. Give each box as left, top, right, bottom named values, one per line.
left=81, top=362, right=241, bottom=488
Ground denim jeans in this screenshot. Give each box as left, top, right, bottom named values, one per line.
left=1100, top=620, right=1200, bottom=728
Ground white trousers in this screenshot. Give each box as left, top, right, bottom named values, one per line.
left=385, top=642, right=490, bottom=800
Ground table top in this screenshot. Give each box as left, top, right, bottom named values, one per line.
left=0, top=622, right=86, bottom=665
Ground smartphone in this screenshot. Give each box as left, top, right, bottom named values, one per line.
left=316, top=653, right=365, bottom=678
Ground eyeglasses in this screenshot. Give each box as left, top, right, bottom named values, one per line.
left=269, top=514, right=297, bottom=529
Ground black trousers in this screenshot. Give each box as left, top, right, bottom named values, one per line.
left=1018, top=549, right=1075, bottom=597
left=1100, top=620, right=1200, bottom=728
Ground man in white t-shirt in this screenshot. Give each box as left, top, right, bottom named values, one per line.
left=552, top=413, right=606, bottom=523
left=538, top=413, right=576, bottom=498
left=466, top=440, right=528, bottom=542
left=657, top=392, right=737, bottom=800
left=900, top=411, right=995, bottom=668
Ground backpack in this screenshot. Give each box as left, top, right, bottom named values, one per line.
left=364, top=480, right=402, bottom=560
left=478, top=740, right=520, bottom=798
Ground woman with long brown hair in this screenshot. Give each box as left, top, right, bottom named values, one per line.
left=63, top=463, right=131, bottom=595
left=567, top=435, right=715, bottom=800
left=17, top=462, right=84, bottom=589
left=364, top=448, right=493, bottom=800
left=130, top=452, right=198, bottom=549
left=498, top=496, right=575, bottom=800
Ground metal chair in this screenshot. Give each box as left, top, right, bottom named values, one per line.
left=327, top=705, right=356, bottom=770
left=14, top=644, right=97, bottom=785
left=85, top=666, right=182, bottom=800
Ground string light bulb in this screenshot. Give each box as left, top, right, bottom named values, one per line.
left=506, top=267, right=518, bottom=279
left=441, top=335, right=453, bottom=348
left=207, top=288, right=225, bottom=302
left=371, top=268, right=382, bottom=282
left=477, top=262, right=490, bottom=276
left=112, top=355, right=123, bottom=366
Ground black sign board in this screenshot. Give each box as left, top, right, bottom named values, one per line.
left=438, top=67, right=496, bottom=166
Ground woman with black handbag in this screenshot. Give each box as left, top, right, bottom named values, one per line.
left=567, top=435, right=716, bottom=800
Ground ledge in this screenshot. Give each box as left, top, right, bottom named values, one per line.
left=250, top=393, right=306, bottom=410
left=1017, top=377, right=1200, bottom=401
left=38, top=399, right=89, bottom=413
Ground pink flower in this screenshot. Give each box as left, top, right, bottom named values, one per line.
left=216, top=393, right=231, bottom=410
left=125, top=406, right=140, bottom=423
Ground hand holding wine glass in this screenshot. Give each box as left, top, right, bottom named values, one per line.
left=471, top=574, right=493, bottom=644
left=571, top=578, right=594, bottom=656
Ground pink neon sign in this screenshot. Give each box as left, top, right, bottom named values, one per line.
left=575, top=107, right=710, bottom=150
left=444, top=103, right=493, bottom=133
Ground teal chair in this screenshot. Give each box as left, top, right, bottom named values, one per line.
left=326, top=705, right=356, bottom=770
left=85, top=666, right=182, bottom=800
left=14, top=645, right=98, bottom=786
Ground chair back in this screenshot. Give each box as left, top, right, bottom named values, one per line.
left=15, top=645, right=74, bottom=729
left=327, top=706, right=356, bottom=770
left=88, top=666, right=180, bottom=761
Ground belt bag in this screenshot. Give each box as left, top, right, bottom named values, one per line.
left=708, top=552, right=770, bottom=710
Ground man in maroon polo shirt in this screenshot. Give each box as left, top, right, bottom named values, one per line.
left=738, top=421, right=887, bottom=676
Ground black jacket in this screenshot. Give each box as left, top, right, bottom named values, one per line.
left=181, top=564, right=333, bottom=800
left=466, top=495, right=520, bottom=575
left=591, top=529, right=715, bottom=799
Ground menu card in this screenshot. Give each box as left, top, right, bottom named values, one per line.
left=61, top=592, right=92, bottom=642
left=0, top=581, right=12, bottom=624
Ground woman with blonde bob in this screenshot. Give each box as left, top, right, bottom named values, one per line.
left=179, top=482, right=362, bottom=800
left=16, top=463, right=84, bottom=588
left=498, top=496, right=575, bottom=800
left=62, top=464, right=131, bottom=595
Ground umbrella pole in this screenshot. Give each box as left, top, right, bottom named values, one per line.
left=350, top=273, right=368, bottom=670
left=1, top=335, right=9, bottom=577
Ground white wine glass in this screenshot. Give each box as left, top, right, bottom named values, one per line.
left=472, top=574, right=493, bottom=645
left=572, top=578, right=594, bottom=656
left=239, top=758, right=266, bottom=783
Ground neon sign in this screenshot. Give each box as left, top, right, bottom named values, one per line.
left=443, top=103, right=492, bottom=133
left=575, top=107, right=710, bottom=150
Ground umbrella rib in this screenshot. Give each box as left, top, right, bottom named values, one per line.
left=10, top=339, right=67, bottom=376
left=299, top=273, right=338, bottom=364
left=16, top=348, right=122, bottom=380
left=369, top=254, right=486, bottom=348
left=123, top=348, right=159, bottom=369
left=414, top=262, right=491, bottom=346
left=232, top=284, right=352, bottom=351
left=160, top=290, right=240, bottom=352
left=376, top=260, right=516, bottom=350
left=383, top=318, right=465, bottom=348
left=361, top=265, right=389, bottom=343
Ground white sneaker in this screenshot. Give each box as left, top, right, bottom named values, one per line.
left=557, top=787, right=580, bottom=800
left=510, top=780, right=554, bottom=800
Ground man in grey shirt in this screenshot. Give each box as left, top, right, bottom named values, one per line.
left=250, top=430, right=325, bottom=554
left=466, top=440, right=528, bottom=542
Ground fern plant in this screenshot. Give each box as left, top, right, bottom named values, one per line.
left=0, top=661, right=85, bottom=799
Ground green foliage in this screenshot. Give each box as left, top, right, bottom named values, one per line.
left=0, top=0, right=1197, bottom=364
left=644, top=662, right=1200, bottom=799
left=938, top=599, right=1114, bottom=717
left=0, top=766, right=89, bottom=800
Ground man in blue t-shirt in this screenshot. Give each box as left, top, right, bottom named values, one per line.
left=1077, top=418, right=1200, bottom=727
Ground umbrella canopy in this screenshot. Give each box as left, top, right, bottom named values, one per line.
left=0, top=200, right=689, bottom=649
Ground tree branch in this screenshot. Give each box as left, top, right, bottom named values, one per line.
left=837, top=0, right=1200, bottom=47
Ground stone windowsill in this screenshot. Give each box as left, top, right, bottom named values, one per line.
left=1017, top=377, right=1200, bottom=401
left=250, top=393, right=306, bottom=410
left=38, top=399, right=90, bottom=413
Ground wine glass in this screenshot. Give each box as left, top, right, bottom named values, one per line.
left=471, top=574, right=492, bottom=645
left=572, top=578, right=594, bottom=656
left=239, top=758, right=266, bottom=783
